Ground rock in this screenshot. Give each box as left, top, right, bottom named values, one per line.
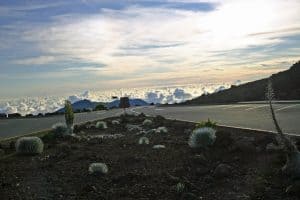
left=213, top=163, right=232, bottom=178
left=193, top=154, right=207, bottom=165
left=215, top=130, right=234, bottom=147
left=184, top=129, right=192, bottom=135
left=0, top=149, right=5, bottom=156
left=126, top=124, right=142, bottom=132
left=181, top=192, right=198, bottom=200
left=265, top=143, right=284, bottom=153
left=195, top=168, right=209, bottom=176
left=56, top=143, right=71, bottom=153
left=9, top=141, right=15, bottom=149
left=236, top=194, right=251, bottom=200
left=203, top=175, right=213, bottom=184
left=234, top=137, right=256, bottom=152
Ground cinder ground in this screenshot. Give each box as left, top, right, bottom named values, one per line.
left=0, top=114, right=299, bottom=200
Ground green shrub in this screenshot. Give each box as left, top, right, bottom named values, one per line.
left=138, top=137, right=150, bottom=145
left=96, top=121, right=107, bottom=129
left=195, top=118, right=217, bottom=129
left=16, top=137, right=44, bottom=155
left=175, top=182, right=185, bottom=193
left=188, top=127, right=216, bottom=149
left=89, top=163, right=108, bottom=175
left=65, top=100, right=74, bottom=134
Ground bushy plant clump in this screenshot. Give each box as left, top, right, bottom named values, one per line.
left=88, top=163, right=108, bottom=175
left=64, top=100, right=74, bottom=134
left=138, top=137, right=150, bottom=145
left=16, top=136, right=44, bottom=155
left=142, top=119, right=153, bottom=126
left=155, top=126, right=168, bottom=134
left=195, top=118, right=217, bottom=129
left=188, top=127, right=216, bottom=149
left=51, top=123, right=69, bottom=138
left=176, top=182, right=185, bottom=193
left=96, top=121, right=107, bottom=129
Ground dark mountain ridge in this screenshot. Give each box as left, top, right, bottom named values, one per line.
left=183, top=61, right=300, bottom=105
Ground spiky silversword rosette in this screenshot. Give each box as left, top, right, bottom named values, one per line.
left=111, top=120, right=120, bottom=125
left=52, top=123, right=69, bottom=138
left=138, top=137, right=150, bottom=145
left=142, top=119, right=153, bottom=126
left=88, top=163, right=108, bottom=175
left=155, top=126, right=168, bottom=134
left=96, top=121, right=108, bottom=129
left=15, top=136, right=44, bottom=155
left=188, top=127, right=216, bottom=149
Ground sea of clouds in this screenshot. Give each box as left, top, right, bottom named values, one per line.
left=0, top=82, right=240, bottom=116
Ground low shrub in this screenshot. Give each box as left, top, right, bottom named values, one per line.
left=188, top=127, right=216, bottom=149
left=88, top=163, right=108, bottom=175
left=175, top=182, right=185, bottom=193
left=195, top=119, right=217, bottom=129
left=15, top=137, right=44, bottom=155
left=138, top=137, right=150, bottom=145
left=96, top=121, right=107, bottom=129
left=143, top=119, right=153, bottom=126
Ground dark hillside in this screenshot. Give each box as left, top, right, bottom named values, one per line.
left=184, top=61, right=300, bottom=104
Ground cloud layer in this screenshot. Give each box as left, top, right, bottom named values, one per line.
left=0, top=83, right=232, bottom=115
left=0, top=0, right=299, bottom=97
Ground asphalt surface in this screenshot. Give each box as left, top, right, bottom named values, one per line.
left=132, top=103, right=300, bottom=135
left=0, top=103, right=299, bottom=139
left=0, top=109, right=124, bottom=139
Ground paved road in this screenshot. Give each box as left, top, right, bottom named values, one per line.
left=0, top=109, right=124, bottom=139
left=132, top=103, right=300, bottom=135
left=0, top=103, right=299, bottom=139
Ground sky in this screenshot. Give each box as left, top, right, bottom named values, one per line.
left=0, top=0, right=300, bottom=100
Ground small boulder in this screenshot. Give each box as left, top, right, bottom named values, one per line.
left=265, top=143, right=284, bottom=153
left=193, top=154, right=207, bottom=165
left=195, top=167, right=210, bottom=176
left=181, top=192, right=198, bottom=200
left=0, top=149, right=5, bottom=157
left=234, top=137, right=256, bottom=152
left=213, top=163, right=232, bottom=178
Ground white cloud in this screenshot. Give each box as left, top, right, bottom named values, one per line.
left=0, top=83, right=230, bottom=115
left=13, top=56, right=59, bottom=65
left=17, top=0, right=300, bottom=84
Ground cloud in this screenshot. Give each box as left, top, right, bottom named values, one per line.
left=18, top=1, right=300, bottom=71
left=0, top=83, right=231, bottom=115
left=12, top=56, right=59, bottom=65
left=0, top=0, right=300, bottom=98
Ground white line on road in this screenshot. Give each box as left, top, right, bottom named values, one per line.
left=276, top=105, right=297, bottom=112
left=155, top=108, right=164, bottom=111
left=222, top=105, right=250, bottom=110
left=245, top=105, right=268, bottom=111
